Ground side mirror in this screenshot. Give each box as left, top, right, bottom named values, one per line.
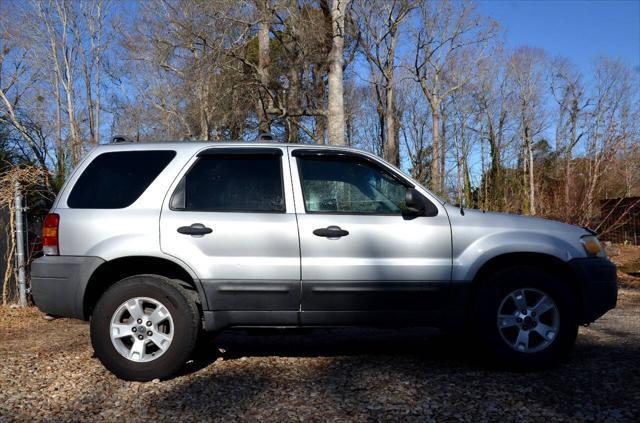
left=405, top=188, right=426, bottom=215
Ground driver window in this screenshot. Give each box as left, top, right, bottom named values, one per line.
left=297, top=155, right=408, bottom=214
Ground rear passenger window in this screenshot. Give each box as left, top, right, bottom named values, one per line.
left=68, top=151, right=176, bottom=209
left=176, top=154, right=285, bottom=212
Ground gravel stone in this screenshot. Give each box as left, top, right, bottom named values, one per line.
left=1, top=290, right=639, bottom=422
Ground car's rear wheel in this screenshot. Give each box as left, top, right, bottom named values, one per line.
left=90, top=275, right=200, bottom=381
left=474, top=266, right=578, bottom=369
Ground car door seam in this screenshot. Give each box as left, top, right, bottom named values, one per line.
left=286, top=147, right=304, bottom=318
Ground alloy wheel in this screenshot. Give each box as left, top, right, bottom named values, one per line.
left=109, top=297, right=174, bottom=362
left=496, top=288, right=560, bottom=353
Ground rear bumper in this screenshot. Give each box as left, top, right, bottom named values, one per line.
left=569, top=257, right=617, bottom=324
left=31, top=256, right=105, bottom=319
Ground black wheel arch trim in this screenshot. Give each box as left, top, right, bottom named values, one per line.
left=83, top=255, right=208, bottom=319
left=464, top=252, right=617, bottom=326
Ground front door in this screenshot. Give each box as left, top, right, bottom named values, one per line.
left=160, top=147, right=300, bottom=323
left=289, top=148, right=452, bottom=325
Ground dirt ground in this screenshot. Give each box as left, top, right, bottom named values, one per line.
left=1, top=247, right=639, bottom=422
left=609, top=243, right=640, bottom=289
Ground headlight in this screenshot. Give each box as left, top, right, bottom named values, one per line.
left=581, top=235, right=605, bottom=258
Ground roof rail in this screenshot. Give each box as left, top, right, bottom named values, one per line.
left=111, top=135, right=131, bottom=143
left=255, top=132, right=276, bottom=142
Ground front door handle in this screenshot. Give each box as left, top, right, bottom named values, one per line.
left=177, top=223, right=213, bottom=236
left=313, top=225, right=349, bottom=238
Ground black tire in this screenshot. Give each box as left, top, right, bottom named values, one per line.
left=90, top=275, right=201, bottom=381
left=473, top=265, right=578, bottom=369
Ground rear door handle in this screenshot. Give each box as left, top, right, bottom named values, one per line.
left=177, top=223, right=213, bottom=236
left=313, top=225, right=349, bottom=238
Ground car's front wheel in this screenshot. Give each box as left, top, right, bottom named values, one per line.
left=474, top=266, right=579, bottom=369
left=90, top=275, right=200, bottom=381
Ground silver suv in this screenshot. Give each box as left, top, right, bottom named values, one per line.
left=31, top=142, right=617, bottom=381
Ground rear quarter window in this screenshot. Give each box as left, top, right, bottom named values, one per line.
left=67, top=150, right=176, bottom=209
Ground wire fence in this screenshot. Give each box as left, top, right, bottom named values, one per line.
left=598, top=215, right=640, bottom=245
left=596, top=197, right=640, bottom=246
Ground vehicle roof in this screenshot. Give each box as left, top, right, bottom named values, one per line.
left=95, top=141, right=367, bottom=154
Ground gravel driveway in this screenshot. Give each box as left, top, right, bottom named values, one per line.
left=1, top=290, right=639, bottom=422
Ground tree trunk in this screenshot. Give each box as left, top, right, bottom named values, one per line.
left=464, top=158, right=473, bottom=207
left=286, top=65, right=301, bottom=143
left=315, top=115, right=327, bottom=145
left=480, top=126, right=487, bottom=210
left=312, top=64, right=327, bottom=144
left=564, top=100, right=579, bottom=221
left=61, top=69, right=80, bottom=163
left=564, top=146, right=573, bottom=220
left=382, top=21, right=400, bottom=166
left=522, top=148, right=529, bottom=214
left=327, top=0, right=349, bottom=146
left=199, top=98, right=210, bottom=140
left=487, top=119, right=503, bottom=210
left=526, top=128, right=536, bottom=215
left=440, top=107, right=447, bottom=193
left=94, top=30, right=101, bottom=146
left=373, top=81, right=385, bottom=153
left=256, top=0, right=271, bottom=134
left=430, top=104, right=440, bottom=192
left=80, top=47, right=96, bottom=145
left=383, top=83, right=398, bottom=165
left=456, top=145, right=462, bottom=206
left=54, top=76, right=65, bottom=188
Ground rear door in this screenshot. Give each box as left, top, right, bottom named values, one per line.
left=160, top=147, right=300, bottom=324
left=290, top=148, right=452, bottom=325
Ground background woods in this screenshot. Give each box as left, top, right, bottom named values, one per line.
left=0, top=1, right=639, bottom=250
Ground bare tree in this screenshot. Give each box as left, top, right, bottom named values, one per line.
left=580, top=58, right=638, bottom=223
left=255, top=0, right=272, bottom=134
left=0, top=40, right=49, bottom=170
left=22, top=0, right=111, bottom=168
left=412, top=0, right=496, bottom=193
left=398, top=78, right=431, bottom=184
left=354, top=0, right=414, bottom=165
left=267, top=1, right=332, bottom=143
left=508, top=46, right=547, bottom=215
left=75, top=0, right=107, bottom=146
left=449, top=85, right=475, bottom=207
left=35, top=0, right=83, bottom=164
left=473, top=49, right=512, bottom=210
left=550, top=58, right=588, bottom=221
left=120, top=0, right=253, bottom=140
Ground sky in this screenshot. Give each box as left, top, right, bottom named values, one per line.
left=477, top=0, right=640, bottom=73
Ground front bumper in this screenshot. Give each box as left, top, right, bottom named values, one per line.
left=31, top=256, right=105, bottom=319
left=569, top=257, right=617, bottom=324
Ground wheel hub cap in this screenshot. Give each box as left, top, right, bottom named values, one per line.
left=109, top=297, right=174, bottom=362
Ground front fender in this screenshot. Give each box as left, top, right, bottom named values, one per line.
left=453, top=231, right=585, bottom=282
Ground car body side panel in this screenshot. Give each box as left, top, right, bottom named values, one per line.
left=159, top=145, right=302, bottom=313
left=287, top=147, right=453, bottom=319
left=446, top=206, right=588, bottom=283
left=59, top=209, right=161, bottom=259
left=54, top=146, right=209, bottom=310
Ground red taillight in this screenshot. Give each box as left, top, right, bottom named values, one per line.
left=42, top=213, right=60, bottom=256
